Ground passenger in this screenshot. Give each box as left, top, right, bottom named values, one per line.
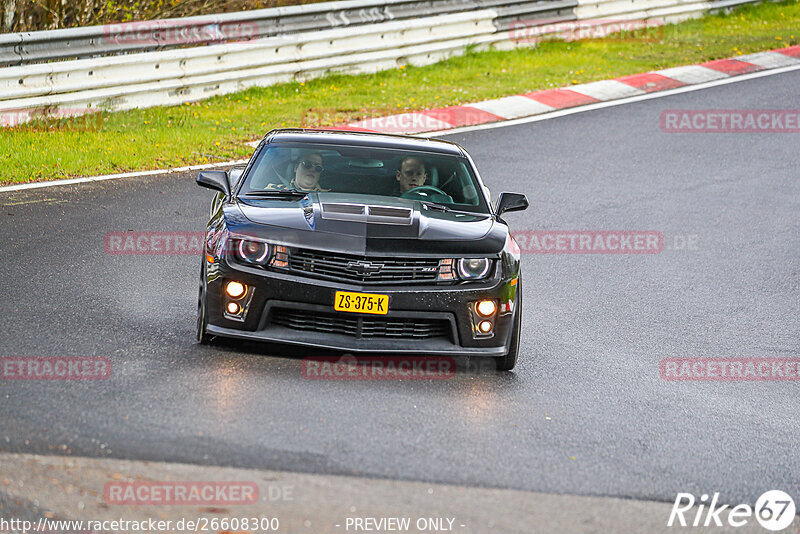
left=266, top=151, right=330, bottom=192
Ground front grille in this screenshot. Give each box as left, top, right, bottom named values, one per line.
left=270, top=307, right=451, bottom=340
left=288, top=249, right=440, bottom=284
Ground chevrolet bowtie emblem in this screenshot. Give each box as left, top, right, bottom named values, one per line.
left=346, top=260, right=384, bottom=276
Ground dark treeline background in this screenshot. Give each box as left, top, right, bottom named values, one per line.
left=2, top=0, right=325, bottom=33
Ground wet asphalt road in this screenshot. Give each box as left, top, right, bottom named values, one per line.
left=1, top=69, right=798, bottom=507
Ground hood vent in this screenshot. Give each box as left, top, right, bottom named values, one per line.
left=368, top=206, right=410, bottom=218
left=323, top=203, right=365, bottom=215
left=321, top=203, right=413, bottom=225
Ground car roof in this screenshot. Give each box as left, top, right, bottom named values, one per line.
left=262, top=129, right=465, bottom=156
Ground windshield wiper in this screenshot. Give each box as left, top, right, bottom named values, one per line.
left=420, top=201, right=452, bottom=212
left=240, top=188, right=309, bottom=199
left=420, top=201, right=479, bottom=216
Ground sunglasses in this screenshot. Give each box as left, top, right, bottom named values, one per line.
left=300, top=160, right=323, bottom=173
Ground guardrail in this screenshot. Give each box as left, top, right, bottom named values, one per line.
left=0, top=0, right=576, bottom=67
left=0, top=0, right=761, bottom=125
left=0, top=11, right=497, bottom=106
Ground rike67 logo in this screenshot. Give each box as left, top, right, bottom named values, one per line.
left=668, top=490, right=796, bottom=531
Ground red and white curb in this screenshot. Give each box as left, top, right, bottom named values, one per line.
left=346, top=46, right=800, bottom=135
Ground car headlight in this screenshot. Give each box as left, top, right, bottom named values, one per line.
left=456, top=258, right=491, bottom=279
left=236, top=239, right=271, bottom=265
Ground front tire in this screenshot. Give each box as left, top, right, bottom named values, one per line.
left=494, top=277, right=522, bottom=371
left=196, top=264, right=212, bottom=344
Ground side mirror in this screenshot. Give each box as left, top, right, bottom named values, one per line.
left=495, top=192, right=528, bottom=216
left=196, top=170, right=230, bottom=196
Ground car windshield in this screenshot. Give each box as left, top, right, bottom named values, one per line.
left=238, top=142, right=490, bottom=213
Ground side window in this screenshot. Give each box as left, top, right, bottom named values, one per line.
left=441, top=162, right=479, bottom=206
left=248, top=147, right=293, bottom=190
left=458, top=162, right=480, bottom=206
left=228, top=167, right=245, bottom=190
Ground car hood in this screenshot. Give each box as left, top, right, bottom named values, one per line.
left=228, top=193, right=505, bottom=255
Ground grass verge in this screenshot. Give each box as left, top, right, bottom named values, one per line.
left=1, top=0, right=798, bottom=185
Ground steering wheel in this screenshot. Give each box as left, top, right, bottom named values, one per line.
left=401, top=185, right=453, bottom=204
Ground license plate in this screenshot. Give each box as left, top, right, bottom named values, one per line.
left=334, top=291, right=389, bottom=315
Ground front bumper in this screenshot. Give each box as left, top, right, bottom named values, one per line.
left=205, top=258, right=518, bottom=356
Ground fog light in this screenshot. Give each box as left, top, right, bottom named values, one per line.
left=478, top=320, right=493, bottom=333
left=476, top=299, right=497, bottom=317
left=225, top=281, right=246, bottom=299
left=226, top=302, right=241, bottom=315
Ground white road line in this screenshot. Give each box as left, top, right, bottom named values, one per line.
left=0, top=159, right=249, bottom=193
left=422, top=63, right=800, bottom=137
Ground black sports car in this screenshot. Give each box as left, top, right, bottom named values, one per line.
left=196, top=129, right=528, bottom=370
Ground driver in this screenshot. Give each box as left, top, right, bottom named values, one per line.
left=394, top=156, right=428, bottom=195
left=266, top=151, right=330, bottom=192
